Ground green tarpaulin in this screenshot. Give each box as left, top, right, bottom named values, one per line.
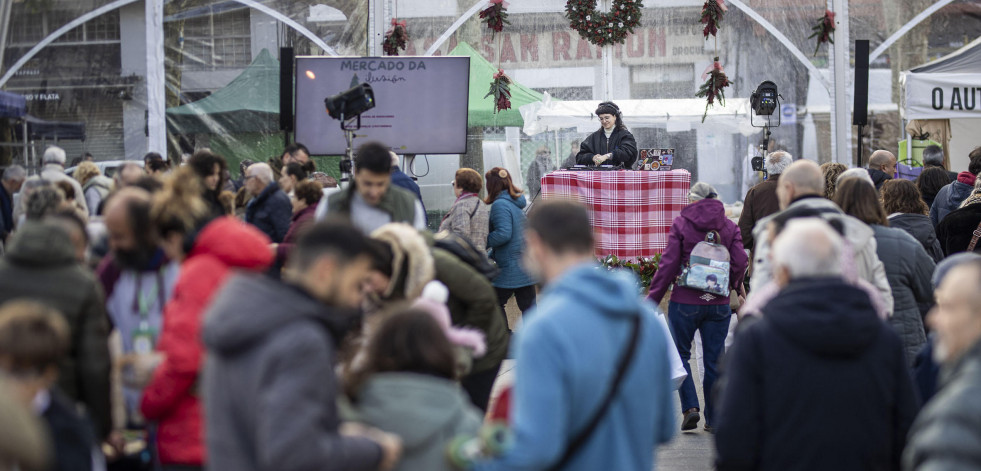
left=166, top=48, right=279, bottom=134
left=450, top=42, right=545, bottom=127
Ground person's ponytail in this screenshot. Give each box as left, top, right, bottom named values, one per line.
left=151, top=166, right=211, bottom=239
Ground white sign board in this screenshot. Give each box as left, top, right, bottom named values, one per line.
left=780, top=103, right=797, bottom=125
left=904, top=73, right=981, bottom=119
left=294, top=56, right=470, bottom=155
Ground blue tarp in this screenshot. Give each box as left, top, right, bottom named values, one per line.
left=0, top=91, right=26, bottom=119
left=14, top=115, right=86, bottom=141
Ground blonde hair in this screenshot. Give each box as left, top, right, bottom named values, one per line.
left=74, top=161, right=102, bottom=186
left=151, top=166, right=211, bottom=238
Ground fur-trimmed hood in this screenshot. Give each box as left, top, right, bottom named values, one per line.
left=371, top=223, right=436, bottom=300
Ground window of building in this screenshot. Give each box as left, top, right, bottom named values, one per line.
left=182, top=9, right=252, bottom=71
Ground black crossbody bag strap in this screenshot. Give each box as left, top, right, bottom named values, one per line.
left=547, top=314, right=642, bottom=471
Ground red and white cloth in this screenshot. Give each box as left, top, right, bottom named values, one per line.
left=541, top=169, right=691, bottom=260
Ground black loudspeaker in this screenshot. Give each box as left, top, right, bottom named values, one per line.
left=280, top=47, right=294, bottom=132
left=853, top=40, right=870, bottom=126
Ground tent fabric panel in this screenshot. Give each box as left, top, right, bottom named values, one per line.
left=14, top=115, right=86, bottom=141
left=450, top=42, right=545, bottom=128
left=166, top=48, right=280, bottom=134
left=911, top=36, right=981, bottom=74
left=520, top=98, right=757, bottom=136
left=0, top=91, right=26, bottom=119
left=902, top=72, right=981, bottom=120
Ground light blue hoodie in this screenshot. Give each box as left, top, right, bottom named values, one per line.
left=474, top=263, right=675, bottom=471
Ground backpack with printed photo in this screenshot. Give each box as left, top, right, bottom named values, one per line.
left=675, top=231, right=730, bottom=296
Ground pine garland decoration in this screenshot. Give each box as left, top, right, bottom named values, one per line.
left=700, top=0, right=727, bottom=38
left=486, top=69, right=512, bottom=113
left=808, top=10, right=836, bottom=56
left=694, top=58, right=731, bottom=123
left=480, top=0, right=510, bottom=35
left=383, top=19, right=409, bottom=56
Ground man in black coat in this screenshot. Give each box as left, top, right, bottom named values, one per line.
left=575, top=101, right=638, bottom=169
left=244, top=162, right=292, bottom=243
left=715, top=218, right=918, bottom=471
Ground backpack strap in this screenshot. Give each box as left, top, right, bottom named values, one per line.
left=968, top=220, right=981, bottom=252
left=467, top=197, right=481, bottom=219
left=547, top=315, right=641, bottom=471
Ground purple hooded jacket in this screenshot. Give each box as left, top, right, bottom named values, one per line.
left=647, top=198, right=748, bottom=306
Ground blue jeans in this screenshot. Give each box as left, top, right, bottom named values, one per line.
left=668, top=302, right=732, bottom=426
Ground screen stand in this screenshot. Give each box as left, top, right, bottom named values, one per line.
left=338, top=114, right=361, bottom=187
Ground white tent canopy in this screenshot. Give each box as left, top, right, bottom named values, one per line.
left=901, top=35, right=981, bottom=120
left=520, top=94, right=756, bottom=136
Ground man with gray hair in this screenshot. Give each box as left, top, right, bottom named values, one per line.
left=837, top=167, right=875, bottom=187
left=904, top=259, right=981, bottom=470
left=749, top=160, right=892, bottom=313
left=0, top=165, right=26, bottom=240
left=715, top=218, right=917, bottom=471
left=244, top=162, right=291, bottom=243
left=28, top=146, right=87, bottom=215
left=867, top=149, right=897, bottom=191
left=738, top=151, right=792, bottom=251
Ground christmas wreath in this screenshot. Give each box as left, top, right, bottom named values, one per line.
left=565, top=0, right=643, bottom=46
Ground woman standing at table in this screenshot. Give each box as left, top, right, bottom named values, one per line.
left=575, top=101, right=639, bottom=168
left=485, top=167, right=537, bottom=328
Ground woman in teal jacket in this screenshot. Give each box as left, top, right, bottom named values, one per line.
left=485, top=167, right=537, bottom=325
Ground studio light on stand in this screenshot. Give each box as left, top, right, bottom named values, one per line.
left=324, top=83, right=375, bottom=182
left=749, top=81, right=782, bottom=178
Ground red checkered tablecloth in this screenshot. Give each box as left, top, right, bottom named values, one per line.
left=541, top=169, right=691, bottom=260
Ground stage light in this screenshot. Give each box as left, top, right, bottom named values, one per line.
left=324, top=83, right=375, bottom=121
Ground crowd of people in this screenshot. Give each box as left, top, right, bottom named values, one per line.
left=0, top=136, right=980, bottom=471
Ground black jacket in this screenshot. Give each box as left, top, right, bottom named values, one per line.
left=868, top=168, right=893, bottom=191
left=44, top=390, right=97, bottom=471
left=575, top=127, right=638, bottom=168
left=715, top=278, right=919, bottom=471
left=0, top=222, right=110, bottom=440
left=872, top=225, right=934, bottom=366
left=888, top=213, right=944, bottom=263
left=936, top=203, right=981, bottom=256
left=245, top=182, right=292, bottom=243
left=904, top=340, right=981, bottom=470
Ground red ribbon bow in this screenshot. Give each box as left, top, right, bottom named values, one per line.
left=391, top=18, right=406, bottom=28
left=493, top=68, right=506, bottom=79
left=701, top=61, right=724, bottom=81
left=490, top=0, right=507, bottom=5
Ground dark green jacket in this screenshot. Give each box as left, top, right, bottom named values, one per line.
left=432, top=248, right=509, bottom=374
left=0, top=221, right=111, bottom=439
left=327, top=185, right=417, bottom=225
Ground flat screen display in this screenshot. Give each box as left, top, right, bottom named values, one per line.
left=294, top=56, right=470, bottom=155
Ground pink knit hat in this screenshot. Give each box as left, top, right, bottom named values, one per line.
left=413, top=282, right=487, bottom=357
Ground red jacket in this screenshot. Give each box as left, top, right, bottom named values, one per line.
left=140, top=217, right=272, bottom=465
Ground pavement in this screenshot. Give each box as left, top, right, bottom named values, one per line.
left=498, top=299, right=716, bottom=470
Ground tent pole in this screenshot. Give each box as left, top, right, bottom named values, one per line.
left=856, top=124, right=863, bottom=166
left=146, top=0, right=166, bottom=155
left=829, top=0, right=850, bottom=164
